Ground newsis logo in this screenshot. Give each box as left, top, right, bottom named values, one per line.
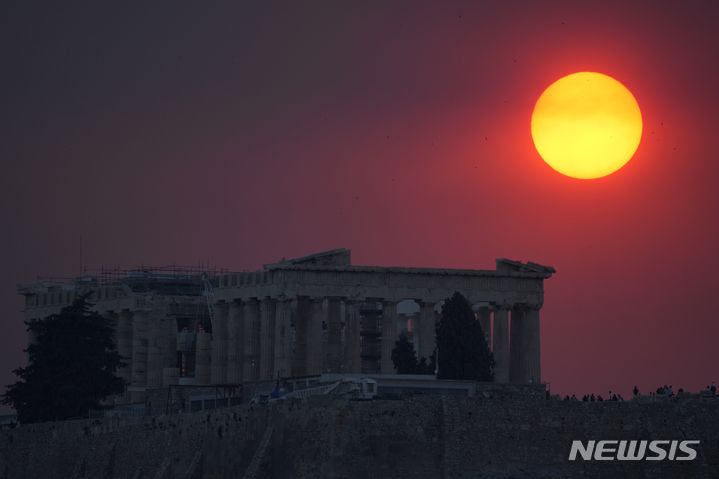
left=569, top=440, right=700, bottom=461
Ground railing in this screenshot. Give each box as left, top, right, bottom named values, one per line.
left=283, top=382, right=341, bottom=399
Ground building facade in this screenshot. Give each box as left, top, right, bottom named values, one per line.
left=17, top=249, right=554, bottom=403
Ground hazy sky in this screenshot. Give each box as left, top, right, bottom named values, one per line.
left=2, top=1, right=718, bottom=404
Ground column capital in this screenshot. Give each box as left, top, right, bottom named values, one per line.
left=511, top=302, right=542, bottom=311
left=493, top=301, right=513, bottom=311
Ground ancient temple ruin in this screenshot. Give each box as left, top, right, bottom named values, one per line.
left=17, top=249, right=555, bottom=404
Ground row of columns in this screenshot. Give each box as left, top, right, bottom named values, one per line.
left=110, top=297, right=542, bottom=403
left=206, top=298, right=293, bottom=385
left=110, top=308, right=181, bottom=403
left=204, top=297, right=426, bottom=383
left=110, top=297, right=441, bottom=398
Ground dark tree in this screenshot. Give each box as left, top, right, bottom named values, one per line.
left=391, top=333, right=436, bottom=374
left=435, top=292, right=494, bottom=381
left=416, top=350, right=437, bottom=375
left=391, top=333, right=419, bottom=374
left=2, top=294, right=126, bottom=423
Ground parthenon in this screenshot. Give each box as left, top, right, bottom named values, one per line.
left=17, top=249, right=555, bottom=403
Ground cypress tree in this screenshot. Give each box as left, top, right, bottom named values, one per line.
left=436, top=292, right=494, bottom=381
left=3, top=294, right=126, bottom=423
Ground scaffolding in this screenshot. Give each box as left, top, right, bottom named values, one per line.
left=19, top=264, right=229, bottom=294
left=94, top=264, right=228, bottom=286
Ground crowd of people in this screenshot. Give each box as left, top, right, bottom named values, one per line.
left=558, top=381, right=716, bottom=402
left=561, top=392, right=625, bottom=402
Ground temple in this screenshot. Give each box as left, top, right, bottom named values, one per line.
left=17, top=249, right=555, bottom=403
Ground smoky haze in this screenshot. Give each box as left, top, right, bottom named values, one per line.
left=1, top=1, right=718, bottom=410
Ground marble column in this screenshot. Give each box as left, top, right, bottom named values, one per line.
left=343, top=300, right=362, bottom=373
left=211, top=301, right=228, bottom=384
left=381, top=300, right=398, bottom=374
left=477, top=307, right=491, bottom=348
left=164, top=315, right=177, bottom=368
left=492, top=306, right=510, bottom=383
left=524, top=306, right=541, bottom=384
left=509, top=306, right=526, bottom=384
left=325, top=297, right=343, bottom=373
left=130, top=310, right=149, bottom=402
left=242, top=298, right=260, bottom=381
left=226, top=299, right=243, bottom=383
left=195, top=330, right=212, bottom=385
left=292, top=297, right=310, bottom=377
left=273, top=297, right=292, bottom=378
left=156, top=314, right=176, bottom=387
left=115, top=310, right=133, bottom=402
left=105, top=311, right=119, bottom=402
left=306, top=297, right=324, bottom=375
left=418, top=301, right=436, bottom=362
left=145, top=311, right=162, bottom=389
left=259, top=297, right=276, bottom=380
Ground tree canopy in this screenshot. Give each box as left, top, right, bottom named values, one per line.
left=435, top=292, right=494, bottom=381
left=391, top=333, right=436, bottom=374
left=391, top=333, right=417, bottom=374
left=2, top=294, right=126, bottom=423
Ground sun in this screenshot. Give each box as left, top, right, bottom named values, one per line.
left=531, top=72, right=643, bottom=179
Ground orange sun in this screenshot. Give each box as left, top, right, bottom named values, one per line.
left=531, top=72, right=643, bottom=179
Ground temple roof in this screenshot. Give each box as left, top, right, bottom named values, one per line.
left=266, top=249, right=555, bottom=279
left=266, top=248, right=351, bottom=268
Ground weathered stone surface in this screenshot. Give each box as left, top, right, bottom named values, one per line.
left=2, top=396, right=717, bottom=478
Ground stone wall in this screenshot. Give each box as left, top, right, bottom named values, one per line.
left=2, top=396, right=718, bottom=478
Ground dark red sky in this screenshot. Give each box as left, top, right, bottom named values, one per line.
left=2, top=1, right=718, bottom=403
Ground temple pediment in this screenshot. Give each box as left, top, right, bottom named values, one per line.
left=496, top=258, right=555, bottom=278
left=267, top=248, right=351, bottom=268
